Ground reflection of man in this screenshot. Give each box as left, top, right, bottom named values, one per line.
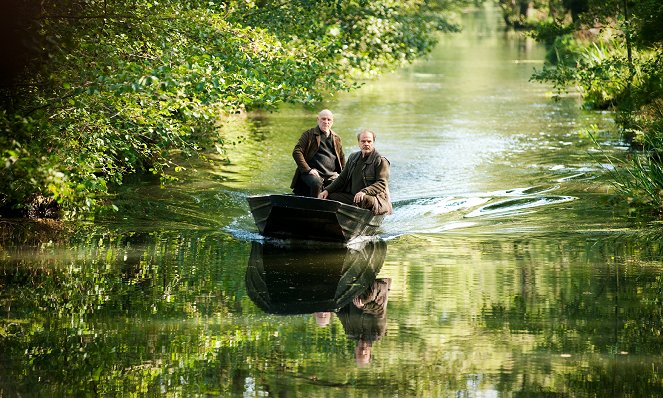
left=291, top=109, right=346, bottom=197
left=319, top=129, right=392, bottom=215
left=314, top=311, right=332, bottom=327
left=337, top=278, right=391, bottom=365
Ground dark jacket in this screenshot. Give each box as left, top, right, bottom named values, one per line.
left=325, top=149, right=393, bottom=215
left=338, top=278, right=391, bottom=342
left=290, top=126, right=345, bottom=189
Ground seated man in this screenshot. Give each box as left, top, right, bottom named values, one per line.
left=319, top=129, right=392, bottom=215
left=290, top=109, right=345, bottom=197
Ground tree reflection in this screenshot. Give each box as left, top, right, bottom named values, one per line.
left=479, top=237, right=663, bottom=396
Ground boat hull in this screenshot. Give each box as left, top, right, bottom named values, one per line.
left=247, top=194, right=384, bottom=242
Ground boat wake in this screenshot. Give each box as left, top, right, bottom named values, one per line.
left=223, top=185, right=577, bottom=243
left=224, top=212, right=265, bottom=242
left=464, top=195, right=575, bottom=218
left=382, top=185, right=577, bottom=237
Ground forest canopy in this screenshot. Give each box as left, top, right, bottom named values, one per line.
left=0, top=0, right=463, bottom=218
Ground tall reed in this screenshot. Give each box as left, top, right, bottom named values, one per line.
left=591, top=131, right=663, bottom=214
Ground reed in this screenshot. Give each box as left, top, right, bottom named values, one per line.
left=591, top=132, right=663, bottom=214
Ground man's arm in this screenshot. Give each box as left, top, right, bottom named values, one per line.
left=319, top=153, right=353, bottom=198
left=292, top=130, right=313, bottom=173
left=335, top=134, right=346, bottom=169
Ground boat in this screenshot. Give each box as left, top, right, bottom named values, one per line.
left=245, top=239, right=387, bottom=314
left=246, top=194, right=385, bottom=242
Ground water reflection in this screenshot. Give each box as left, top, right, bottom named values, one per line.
left=338, top=277, right=391, bottom=366
left=246, top=239, right=390, bottom=365
left=245, top=239, right=387, bottom=315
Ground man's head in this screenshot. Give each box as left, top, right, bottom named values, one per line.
left=314, top=311, right=332, bottom=327
left=355, top=339, right=372, bottom=366
left=357, top=129, right=376, bottom=156
left=317, top=109, right=334, bottom=134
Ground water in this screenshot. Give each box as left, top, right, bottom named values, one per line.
left=2, top=6, right=663, bottom=398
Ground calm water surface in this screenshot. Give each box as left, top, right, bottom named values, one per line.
left=3, top=6, right=663, bottom=398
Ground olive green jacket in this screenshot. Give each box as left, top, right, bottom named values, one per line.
left=325, top=149, right=393, bottom=215
left=290, top=126, right=345, bottom=189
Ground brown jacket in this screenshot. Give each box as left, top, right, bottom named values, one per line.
left=290, top=126, right=345, bottom=189
left=325, top=149, right=393, bottom=215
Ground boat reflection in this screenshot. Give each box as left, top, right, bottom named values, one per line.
left=245, top=239, right=387, bottom=315
left=245, top=239, right=391, bottom=365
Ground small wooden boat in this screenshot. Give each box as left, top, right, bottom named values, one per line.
left=247, top=194, right=385, bottom=242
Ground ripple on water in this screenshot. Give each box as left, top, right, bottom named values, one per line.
left=486, top=185, right=560, bottom=196
left=382, top=196, right=489, bottom=236
left=464, top=195, right=576, bottom=218
left=223, top=214, right=264, bottom=241
left=227, top=186, right=578, bottom=241
left=392, top=196, right=491, bottom=216
left=383, top=185, right=573, bottom=236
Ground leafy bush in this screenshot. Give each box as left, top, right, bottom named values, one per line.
left=0, top=0, right=459, bottom=218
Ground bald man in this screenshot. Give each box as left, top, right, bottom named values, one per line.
left=291, top=109, right=346, bottom=197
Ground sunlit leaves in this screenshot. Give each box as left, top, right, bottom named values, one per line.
left=0, top=0, right=461, bottom=217
left=527, top=0, right=663, bottom=214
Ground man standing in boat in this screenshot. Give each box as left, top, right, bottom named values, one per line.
left=319, top=129, right=392, bottom=215
left=291, top=109, right=346, bottom=197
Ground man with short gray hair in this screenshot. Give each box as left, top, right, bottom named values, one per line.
left=291, top=109, right=346, bottom=197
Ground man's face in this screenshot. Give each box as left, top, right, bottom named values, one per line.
left=314, top=312, right=331, bottom=327
left=317, top=112, right=334, bottom=133
left=358, top=132, right=374, bottom=155
left=355, top=340, right=371, bottom=365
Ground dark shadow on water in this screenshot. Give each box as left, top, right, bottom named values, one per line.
left=245, top=239, right=387, bottom=315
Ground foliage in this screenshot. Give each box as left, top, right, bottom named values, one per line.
left=531, top=37, right=634, bottom=109
left=0, top=0, right=461, bottom=218
left=590, top=129, right=663, bottom=214
left=528, top=19, right=575, bottom=47
left=496, top=0, right=561, bottom=28
left=526, top=0, right=663, bottom=214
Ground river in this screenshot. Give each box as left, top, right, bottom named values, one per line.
left=2, top=5, right=663, bottom=398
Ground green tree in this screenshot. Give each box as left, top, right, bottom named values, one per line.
left=527, top=0, right=663, bottom=213
left=0, top=0, right=461, bottom=218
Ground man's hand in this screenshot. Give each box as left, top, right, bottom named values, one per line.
left=353, top=296, right=365, bottom=308
left=308, top=169, right=320, bottom=178
left=353, top=191, right=366, bottom=204
left=318, top=190, right=329, bottom=199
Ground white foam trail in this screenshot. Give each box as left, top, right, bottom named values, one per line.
left=465, top=196, right=576, bottom=218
